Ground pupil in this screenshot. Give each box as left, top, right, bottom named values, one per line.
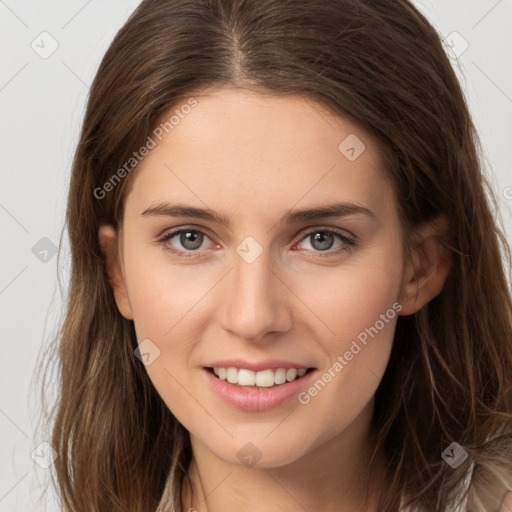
left=311, top=232, right=334, bottom=251
left=181, top=231, right=203, bottom=250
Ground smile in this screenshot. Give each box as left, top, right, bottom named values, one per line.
left=202, top=366, right=318, bottom=412
left=209, top=366, right=313, bottom=388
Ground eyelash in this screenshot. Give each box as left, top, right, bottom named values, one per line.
left=157, top=226, right=356, bottom=260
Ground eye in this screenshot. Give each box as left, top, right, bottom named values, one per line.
left=158, top=226, right=356, bottom=259
left=295, top=228, right=356, bottom=256
left=158, top=228, right=216, bottom=257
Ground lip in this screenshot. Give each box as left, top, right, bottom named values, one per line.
left=204, top=359, right=313, bottom=372
left=202, top=366, right=318, bottom=412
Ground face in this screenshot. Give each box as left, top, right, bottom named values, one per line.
left=103, top=86, right=411, bottom=468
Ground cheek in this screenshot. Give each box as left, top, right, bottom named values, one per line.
left=299, top=275, right=397, bottom=387
left=121, top=244, right=215, bottom=412
left=122, top=254, right=204, bottom=424
left=291, top=245, right=402, bottom=349
left=122, top=239, right=207, bottom=338
left=289, top=248, right=402, bottom=412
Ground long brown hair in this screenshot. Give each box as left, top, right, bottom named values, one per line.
left=41, top=0, right=512, bottom=510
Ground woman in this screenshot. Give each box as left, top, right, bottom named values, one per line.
left=43, top=0, right=512, bottom=510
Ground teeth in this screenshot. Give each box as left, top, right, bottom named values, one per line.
left=286, top=368, right=297, bottom=381
left=240, top=368, right=256, bottom=386
left=212, top=367, right=309, bottom=387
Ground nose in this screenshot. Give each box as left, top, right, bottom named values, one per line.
left=218, top=247, right=292, bottom=342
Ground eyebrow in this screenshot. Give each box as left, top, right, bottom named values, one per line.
left=141, top=201, right=376, bottom=227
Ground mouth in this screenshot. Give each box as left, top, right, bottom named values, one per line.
left=205, top=366, right=317, bottom=389
left=202, top=365, right=319, bottom=411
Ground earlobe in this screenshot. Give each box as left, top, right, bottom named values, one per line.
left=398, top=216, right=452, bottom=316
left=98, top=224, right=134, bottom=320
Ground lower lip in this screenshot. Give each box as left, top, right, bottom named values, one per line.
left=202, top=367, right=317, bottom=412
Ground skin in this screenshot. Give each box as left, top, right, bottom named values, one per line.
left=99, top=86, right=452, bottom=512
left=502, top=492, right=512, bottom=512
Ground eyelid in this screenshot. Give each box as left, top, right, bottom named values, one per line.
left=157, top=225, right=218, bottom=259
left=292, top=226, right=356, bottom=255
left=298, top=225, right=356, bottom=243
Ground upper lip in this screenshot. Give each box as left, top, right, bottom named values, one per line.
left=204, top=359, right=315, bottom=372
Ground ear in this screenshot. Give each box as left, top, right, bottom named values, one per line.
left=398, top=216, right=452, bottom=316
left=98, top=224, right=134, bottom=320
left=499, top=491, right=512, bottom=512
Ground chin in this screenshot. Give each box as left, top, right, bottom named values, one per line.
left=202, top=435, right=312, bottom=469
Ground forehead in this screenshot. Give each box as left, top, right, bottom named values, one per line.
left=124, top=86, right=394, bottom=224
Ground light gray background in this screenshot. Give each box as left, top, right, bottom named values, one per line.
left=1, top=1, right=511, bottom=510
